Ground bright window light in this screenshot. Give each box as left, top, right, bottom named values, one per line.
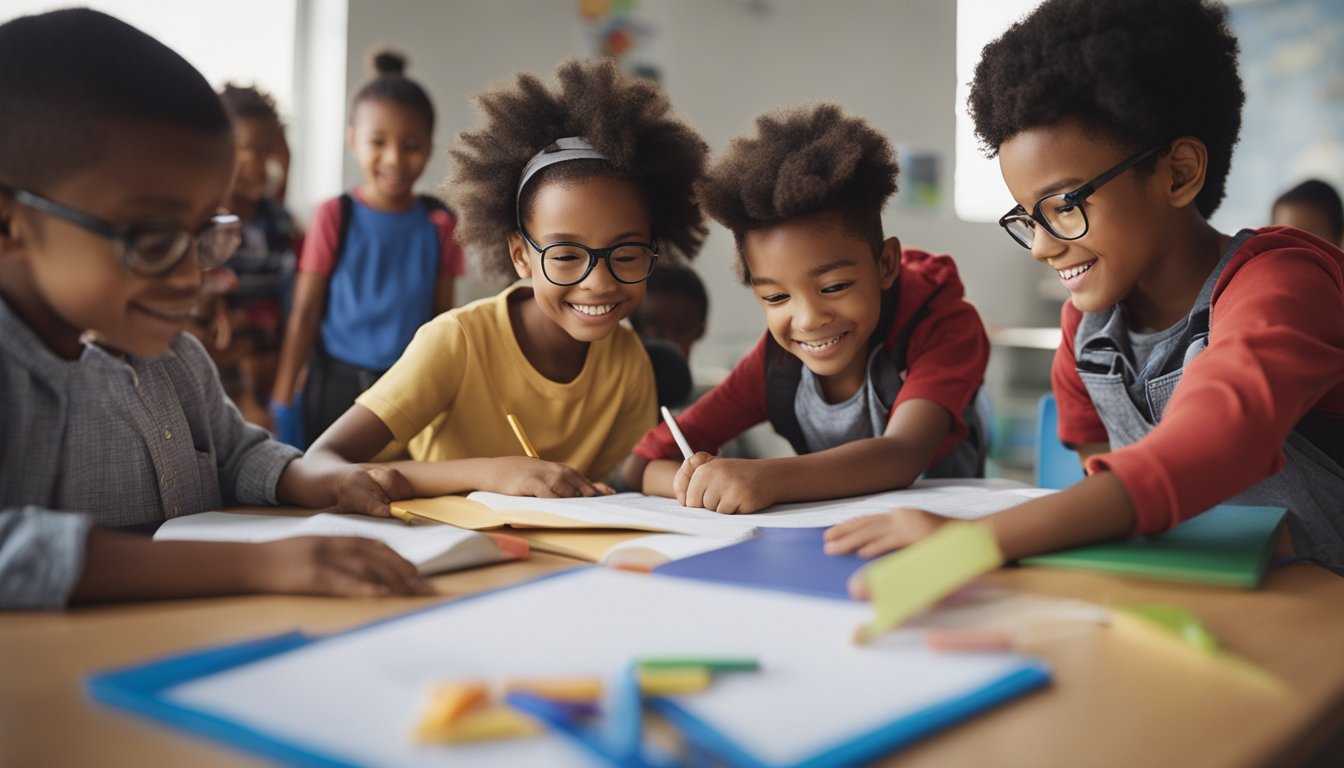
left=954, top=0, right=1041, bottom=223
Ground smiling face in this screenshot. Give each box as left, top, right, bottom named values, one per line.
left=509, top=175, right=652, bottom=345
left=744, top=210, right=899, bottom=402
left=0, top=120, right=234, bottom=359
left=228, top=115, right=286, bottom=210
left=997, top=121, right=1174, bottom=316
left=348, top=98, right=432, bottom=210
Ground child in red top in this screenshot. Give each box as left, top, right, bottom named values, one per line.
left=623, top=104, right=989, bottom=514
left=827, top=0, right=1344, bottom=573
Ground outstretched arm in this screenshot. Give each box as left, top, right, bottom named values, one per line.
left=825, top=470, right=1136, bottom=560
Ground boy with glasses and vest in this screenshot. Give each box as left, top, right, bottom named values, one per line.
left=623, top=104, right=991, bottom=514
left=827, top=0, right=1344, bottom=574
left=0, top=10, right=434, bottom=608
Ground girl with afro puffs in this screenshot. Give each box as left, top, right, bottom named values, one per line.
left=624, top=104, right=990, bottom=514
left=827, top=0, right=1344, bottom=574
left=306, top=59, right=709, bottom=507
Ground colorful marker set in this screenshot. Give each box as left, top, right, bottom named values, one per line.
left=414, top=655, right=762, bottom=759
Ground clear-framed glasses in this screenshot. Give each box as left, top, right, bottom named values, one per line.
left=998, top=142, right=1166, bottom=249
left=518, top=228, right=658, bottom=286
left=4, top=186, right=241, bottom=276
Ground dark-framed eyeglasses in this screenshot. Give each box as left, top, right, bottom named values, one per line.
left=4, top=186, right=241, bottom=276
left=517, top=228, right=658, bottom=287
left=998, top=142, right=1167, bottom=250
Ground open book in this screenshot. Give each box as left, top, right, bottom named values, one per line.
left=513, top=529, right=739, bottom=570
left=154, top=512, right=528, bottom=576
left=392, top=479, right=1055, bottom=539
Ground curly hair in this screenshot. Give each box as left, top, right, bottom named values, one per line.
left=697, top=104, right=898, bottom=283
left=350, top=48, right=435, bottom=134
left=447, top=58, right=709, bottom=279
left=219, top=82, right=282, bottom=124
left=968, top=0, right=1244, bottom=219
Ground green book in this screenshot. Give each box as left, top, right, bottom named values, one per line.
left=1020, top=505, right=1288, bottom=588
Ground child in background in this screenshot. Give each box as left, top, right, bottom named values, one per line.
left=630, top=263, right=708, bottom=362
left=630, top=264, right=707, bottom=409
left=623, top=104, right=990, bottom=514
left=0, top=9, right=432, bottom=609
left=197, top=84, right=301, bottom=428
left=306, top=59, right=708, bottom=505
left=1272, top=179, right=1344, bottom=248
left=271, top=51, right=464, bottom=447
left=827, top=0, right=1344, bottom=572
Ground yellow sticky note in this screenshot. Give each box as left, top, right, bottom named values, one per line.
left=416, top=703, right=542, bottom=743
left=636, top=666, right=712, bottom=696
left=860, top=522, right=1003, bottom=642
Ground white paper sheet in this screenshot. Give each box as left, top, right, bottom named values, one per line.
left=167, top=569, right=1046, bottom=767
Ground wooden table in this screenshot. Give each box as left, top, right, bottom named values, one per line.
left=3, top=557, right=1343, bottom=767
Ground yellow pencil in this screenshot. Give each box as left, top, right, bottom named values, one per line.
left=506, top=413, right=540, bottom=459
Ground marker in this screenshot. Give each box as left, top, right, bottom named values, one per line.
left=660, top=406, right=693, bottom=460
left=506, top=413, right=540, bottom=459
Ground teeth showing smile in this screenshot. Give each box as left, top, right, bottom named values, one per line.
left=569, top=302, right=617, bottom=316
left=1057, top=261, right=1096, bottom=280
left=797, top=333, right=847, bottom=351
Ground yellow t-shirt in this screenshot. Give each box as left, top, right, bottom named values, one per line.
left=355, top=284, right=656, bottom=481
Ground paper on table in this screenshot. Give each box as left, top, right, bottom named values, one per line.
left=154, top=512, right=526, bottom=575
left=163, top=569, right=1047, bottom=768
left=462, top=479, right=1052, bottom=534
left=861, top=522, right=1004, bottom=641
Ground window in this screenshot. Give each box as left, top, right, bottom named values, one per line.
left=954, top=0, right=1041, bottom=223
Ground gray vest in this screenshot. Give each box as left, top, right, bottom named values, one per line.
left=1073, top=231, right=1344, bottom=571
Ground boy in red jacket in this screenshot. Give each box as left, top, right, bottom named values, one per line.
left=621, top=104, right=989, bottom=514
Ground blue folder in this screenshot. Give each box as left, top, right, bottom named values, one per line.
left=654, top=527, right=865, bottom=600
left=86, top=568, right=1051, bottom=768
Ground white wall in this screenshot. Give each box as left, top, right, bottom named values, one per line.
left=341, top=0, right=1054, bottom=372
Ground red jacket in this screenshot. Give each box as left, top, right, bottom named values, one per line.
left=633, top=248, right=988, bottom=464
left=1054, top=227, right=1344, bottom=534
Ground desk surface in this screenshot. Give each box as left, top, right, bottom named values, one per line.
left=4, top=555, right=1343, bottom=768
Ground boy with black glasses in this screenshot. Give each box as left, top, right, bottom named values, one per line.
left=0, top=9, right=433, bottom=608
left=827, top=0, right=1344, bottom=573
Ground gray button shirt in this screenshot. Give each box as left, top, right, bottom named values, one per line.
left=0, top=297, right=301, bottom=609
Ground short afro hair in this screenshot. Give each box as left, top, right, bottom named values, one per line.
left=697, top=104, right=898, bottom=283
left=447, top=58, right=709, bottom=279
left=220, top=83, right=283, bottom=125
left=968, top=0, right=1244, bottom=219
left=350, top=49, right=435, bottom=135
left=1274, top=179, right=1344, bottom=242
left=0, top=9, right=231, bottom=191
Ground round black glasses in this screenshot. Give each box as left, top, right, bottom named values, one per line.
left=998, top=142, right=1166, bottom=249
left=518, top=229, right=658, bottom=287
left=6, top=187, right=241, bottom=276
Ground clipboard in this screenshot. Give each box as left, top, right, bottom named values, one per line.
left=88, top=569, right=1051, bottom=767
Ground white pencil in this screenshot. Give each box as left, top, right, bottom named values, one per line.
left=660, top=406, right=694, bottom=460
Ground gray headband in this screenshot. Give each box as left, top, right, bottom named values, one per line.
left=515, top=137, right=609, bottom=217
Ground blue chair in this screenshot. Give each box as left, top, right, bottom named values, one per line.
left=1035, top=393, right=1085, bottom=489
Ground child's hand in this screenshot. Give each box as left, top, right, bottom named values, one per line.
left=487, top=457, right=608, bottom=498
left=249, top=536, right=435, bottom=597
left=336, top=465, right=415, bottom=517
left=674, top=453, right=777, bottom=514
left=823, top=508, right=947, bottom=558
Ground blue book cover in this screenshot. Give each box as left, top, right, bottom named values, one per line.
left=654, top=527, right=864, bottom=600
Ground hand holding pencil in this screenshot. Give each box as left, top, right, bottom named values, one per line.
left=501, top=413, right=615, bottom=496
